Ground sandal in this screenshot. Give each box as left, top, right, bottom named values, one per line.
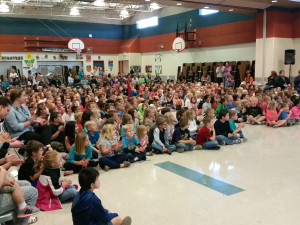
left=28, top=216, right=38, bottom=224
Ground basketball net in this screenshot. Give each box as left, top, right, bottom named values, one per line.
left=75, top=49, right=81, bottom=56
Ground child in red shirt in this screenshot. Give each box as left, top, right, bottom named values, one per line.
left=196, top=116, right=220, bottom=150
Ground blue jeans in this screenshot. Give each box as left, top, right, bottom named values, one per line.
left=202, top=140, right=218, bottom=149
left=216, top=135, right=238, bottom=145
left=127, top=151, right=146, bottom=163
left=58, top=185, right=77, bottom=203
left=175, top=143, right=194, bottom=151
left=151, top=141, right=176, bottom=152
left=222, top=76, right=226, bottom=85
left=99, top=154, right=128, bottom=169
left=237, top=130, right=244, bottom=138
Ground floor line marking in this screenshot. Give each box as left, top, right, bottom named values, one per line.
left=155, top=161, right=244, bottom=196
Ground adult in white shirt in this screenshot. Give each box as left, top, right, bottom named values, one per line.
left=9, top=68, right=18, bottom=80
left=216, top=63, right=223, bottom=84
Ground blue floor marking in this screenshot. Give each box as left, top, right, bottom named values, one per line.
left=155, top=161, right=244, bottom=196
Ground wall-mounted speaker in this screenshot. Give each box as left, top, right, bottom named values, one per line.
left=285, top=49, right=295, bottom=65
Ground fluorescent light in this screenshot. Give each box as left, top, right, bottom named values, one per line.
left=150, top=3, right=161, bottom=10
left=70, top=7, right=79, bottom=16
left=120, top=9, right=129, bottom=18
left=145, top=0, right=150, bottom=1
left=229, top=8, right=234, bottom=11
left=177, top=3, right=182, bottom=5
left=271, top=0, right=277, bottom=2
left=11, top=0, right=25, bottom=3
left=204, top=6, right=209, bottom=8
left=94, top=0, right=106, bottom=7
left=199, top=9, right=219, bottom=15
left=0, top=3, right=9, bottom=13
left=137, top=16, right=158, bottom=29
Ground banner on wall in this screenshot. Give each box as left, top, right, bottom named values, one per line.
left=146, top=66, right=152, bottom=73
left=155, top=65, right=162, bottom=74
left=108, top=60, right=113, bottom=68
left=25, top=53, right=34, bottom=66
left=86, top=55, right=91, bottom=62
left=155, top=54, right=162, bottom=64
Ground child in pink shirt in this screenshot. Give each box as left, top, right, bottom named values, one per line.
left=266, top=101, right=286, bottom=128
left=290, top=99, right=300, bottom=121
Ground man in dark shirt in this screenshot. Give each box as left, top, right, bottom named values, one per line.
left=275, top=70, right=290, bottom=90
left=214, top=109, right=241, bottom=145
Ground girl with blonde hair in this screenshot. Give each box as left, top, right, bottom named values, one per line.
left=35, top=151, right=77, bottom=211
left=98, top=124, right=130, bottom=171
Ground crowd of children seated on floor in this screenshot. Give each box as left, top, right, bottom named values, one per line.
left=0, top=69, right=300, bottom=225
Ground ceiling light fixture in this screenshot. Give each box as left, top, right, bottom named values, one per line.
left=120, top=9, right=129, bottom=18
left=204, top=6, right=209, bottom=8
left=229, top=8, right=234, bottom=11
left=11, top=0, right=25, bottom=3
left=0, top=3, right=9, bottom=13
left=150, top=2, right=161, bottom=10
left=145, top=0, right=150, bottom=1
left=70, top=7, right=79, bottom=16
left=177, top=3, right=182, bottom=5
left=94, top=0, right=106, bottom=7
left=271, top=0, right=277, bottom=2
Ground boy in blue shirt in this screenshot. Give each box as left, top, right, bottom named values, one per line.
left=121, top=124, right=146, bottom=162
left=72, top=168, right=132, bottom=225
left=85, top=121, right=100, bottom=159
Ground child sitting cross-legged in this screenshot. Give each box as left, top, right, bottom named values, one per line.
left=136, top=125, right=153, bottom=156
left=85, top=121, right=100, bottom=159
left=246, top=97, right=266, bottom=125
left=18, top=140, right=44, bottom=187
left=98, top=124, right=130, bottom=171
left=196, top=116, right=220, bottom=150
left=121, top=125, right=146, bottom=163
left=266, top=101, right=287, bottom=128
left=228, top=110, right=247, bottom=141
left=214, top=109, right=241, bottom=145
left=151, top=116, right=176, bottom=155
left=64, top=132, right=98, bottom=174
left=35, top=150, right=78, bottom=211
left=172, top=118, right=201, bottom=153
left=72, top=168, right=132, bottom=225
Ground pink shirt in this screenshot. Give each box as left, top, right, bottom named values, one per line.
left=138, top=135, right=148, bottom=147
left=290, top=106, right=300, bottom=118
left=266, top=109, right=277, bottom=122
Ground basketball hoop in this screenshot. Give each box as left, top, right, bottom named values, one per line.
left=68, top=38, right=85, bottom=53
left=172, top=37, right=186, bottom=52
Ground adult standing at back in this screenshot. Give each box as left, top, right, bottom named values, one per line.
left=4, top=89, right=52, bottom=148
left=216, top=63, right=223, bottom=84
left=221, top=62, right=232, bottom=85
left=275, top=70, right=290, bottom=90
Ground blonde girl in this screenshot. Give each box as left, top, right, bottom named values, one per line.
left=165, top=112, right=177, bottom=143
left=35, top=151, right=77, bottom=211
left=173, top=93, right=184, bottom=110
left=98, top=124, right=130, bottom=171
left=64, top=132, right=98, bottom=173
left=186, top=109, right=199, bottom=140
left=92, top=108, right=101, bottom=130
left=266, top=101, right=286, bottom=128
left=136, top=125, right=152, bottom=156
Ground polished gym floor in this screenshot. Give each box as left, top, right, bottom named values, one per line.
left=12, top=124, right=300, bottom=225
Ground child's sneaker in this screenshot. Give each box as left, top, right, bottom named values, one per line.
left=218, top=141, right=226, bottom=146
left=146, top=151, right=153, bottom=156
left=250, top=121, right=255, bottom=125
left=233, top=139, right=242, bottom=144
left=211, top=146, right=221, bottom=150
left=103, top=166, right=110, bottom=171
left=123, top=161, right=130, bottom=168
left=121, top=216, right=132, bottom=225
left=176, top=148, right=184, bottom=153
left=194, top=145, right=202, bottom=150
left=241, top=137, right=247, bottom=142
left=18, top=205, right=40, bottom=218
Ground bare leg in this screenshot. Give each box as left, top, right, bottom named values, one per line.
left=277, top=119, right=287, bottom=127
left=111, top=216, right=122, bottom=225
